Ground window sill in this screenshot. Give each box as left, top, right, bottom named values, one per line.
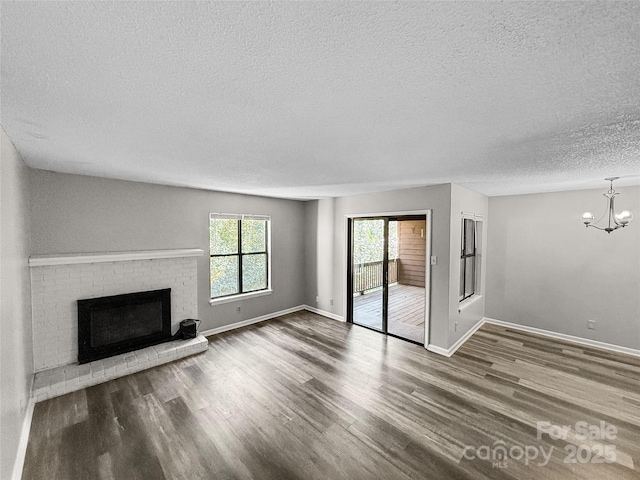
left=459, top=294, right=483, bottom=313
left=209, top=289, right=273, bottom=306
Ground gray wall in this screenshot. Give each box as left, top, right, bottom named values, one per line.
left=449, top=184, right=489, bottom=345
left=304, top=198, right=338, bottom=314
left=1, top=127, right=33, bottom=479
left=29, top=170, right=307, bottom=331
left=304, top=184, right=457, bottom=349
left=486, top=187, right=640, bottom=349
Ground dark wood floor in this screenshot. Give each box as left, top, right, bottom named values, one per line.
left=23, top=312, right=640, bottom=479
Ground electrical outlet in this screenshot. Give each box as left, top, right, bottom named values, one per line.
left=431, top=256, right=437, bottom=266
left=587, top=320, right=596, bottom=330
left=236, top=306, right=241, bottom=313
left=316, top=296, right=319, bottom=303
left=455, top=322, right=458, bottom=332
left=330, top=299, right=334, bottom=306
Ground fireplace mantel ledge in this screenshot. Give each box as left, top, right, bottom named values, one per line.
left=29, top=249, right=204, bottom=267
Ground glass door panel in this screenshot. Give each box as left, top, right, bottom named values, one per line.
left=351, top=219, right=385, bottom=331
left=387, top=219, right=426, bottom=344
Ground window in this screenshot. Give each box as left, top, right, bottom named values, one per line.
left=209, top=213, right=270, bottom=300
left=460, top=216, right=482, bottom=302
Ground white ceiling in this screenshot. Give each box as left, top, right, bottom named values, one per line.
left=2, top=1, right=639, bottom=199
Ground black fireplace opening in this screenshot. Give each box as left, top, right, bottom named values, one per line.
left=78, top=288, right=172, bottom=364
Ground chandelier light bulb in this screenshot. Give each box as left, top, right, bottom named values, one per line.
left=614, top=210, right=634, bottom=225
left=581, top=212, right=595, bottom=225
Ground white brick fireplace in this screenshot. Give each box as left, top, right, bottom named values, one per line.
left=28, top=249, right=207, bottom=401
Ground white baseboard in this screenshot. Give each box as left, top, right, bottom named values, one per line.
left=199, top=304, right=345, bottom=337
left=483, top=317, right=640, bottom=358
left=303, top=305, right=345, bottom=322
left=201, top=309, right=640, bottom=360
left=12, top=397, right=35, bottom=480
left=427, top=318, right=485, bottom=357
left=199, top=305, right=305, bottom=337
left=425, top=344, right=450, bottom=356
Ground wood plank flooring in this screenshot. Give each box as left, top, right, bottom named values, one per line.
left=353, top=283, right=425, bottom=343
left=23, top=311, right=640, bottom=479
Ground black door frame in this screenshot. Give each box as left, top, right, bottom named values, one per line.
left=347, top=214, right=427, bottom=345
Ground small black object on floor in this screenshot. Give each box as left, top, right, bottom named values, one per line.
left=175, top=318, right=199, bottom=339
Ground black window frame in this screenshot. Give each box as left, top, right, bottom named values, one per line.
left=209, top=214, right=270, bottom=300
left=460, top=217, right=476, bottom=302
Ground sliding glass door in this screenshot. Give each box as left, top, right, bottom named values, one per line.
left=348, top=215, right=426, bottom=344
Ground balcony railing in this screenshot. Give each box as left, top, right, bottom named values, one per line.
left=353, top=259, right=398, bottom=294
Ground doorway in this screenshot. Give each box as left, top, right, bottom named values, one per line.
left=347, top=215, right=428, bottom=345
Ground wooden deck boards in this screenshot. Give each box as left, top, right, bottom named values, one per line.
left=353, top=283, right=425, bottom=343
left=23, top=312, right=640, bottom=480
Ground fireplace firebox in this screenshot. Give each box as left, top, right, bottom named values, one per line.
left=78, top=288, right=172, bottom=364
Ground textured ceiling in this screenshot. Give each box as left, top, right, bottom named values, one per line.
left=2, top=1, right=639, bottom=199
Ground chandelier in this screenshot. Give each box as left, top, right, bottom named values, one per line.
left=581, top=177, right=634, bottom=233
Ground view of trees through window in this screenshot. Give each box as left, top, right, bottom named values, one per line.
left=353, top=220, right=398, bottom=265
left=210, top=216, right=269, bottom=299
